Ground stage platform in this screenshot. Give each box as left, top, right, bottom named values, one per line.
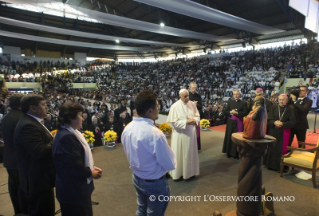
left=1, top=113, right=319, bottom=216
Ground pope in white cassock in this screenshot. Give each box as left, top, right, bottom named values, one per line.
left=167, top=89, right=200, bottom=180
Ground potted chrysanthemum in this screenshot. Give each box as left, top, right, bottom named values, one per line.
left=159, top=123, right=171, bottom=137
left=82, top=130, right=95, bottom=150
left=104, top=130, right=118, bottom=148
left=200, top=119, right=210, bottom=130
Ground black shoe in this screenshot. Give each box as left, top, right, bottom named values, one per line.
left=185, top=176, right=196, bottom=182
left=173, top=176, right=183, bottom=182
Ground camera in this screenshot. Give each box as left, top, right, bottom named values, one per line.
left=289, top=86, right=300, bottom=98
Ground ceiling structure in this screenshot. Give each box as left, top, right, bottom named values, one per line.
left=0, top=0, right=316, bottom=60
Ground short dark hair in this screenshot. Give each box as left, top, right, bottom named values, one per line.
left=57, top=102, right=84, bottom=128
left=300, top=85, right=308, bottom=91
left=135, top=91, right=157, bottom=116
left=9, top=93, right=24, bottom=109
left=21, top=95, right=45, bottom=114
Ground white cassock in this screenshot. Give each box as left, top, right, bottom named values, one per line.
left=167, top=100, right=200, bottom=180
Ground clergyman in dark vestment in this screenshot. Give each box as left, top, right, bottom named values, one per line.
left=264, top=94, right=296, bottom=171
left=188, top=82, right=203, bottom=150
left=222, top=90, right=248, bottom=158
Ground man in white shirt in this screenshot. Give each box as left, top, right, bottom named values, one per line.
left=122, top=91, right=176, bottom=216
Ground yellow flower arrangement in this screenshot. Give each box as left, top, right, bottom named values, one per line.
left=200, top=119, right=210, bottom=128
left=104, top=130, right=117, bottom=142
left=159, top=123, right=171, bottom=133
left=50, top=129, right=58, bottom=136
left=82, top=130, right=95, bottom=144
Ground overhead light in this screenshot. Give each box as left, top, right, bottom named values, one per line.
left=21, top=54, right=25, bottom=56
left=115, top=40, right=120, bottom=43
left=160, top=23, right=165, bottom=27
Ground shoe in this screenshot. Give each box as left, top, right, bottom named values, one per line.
left=173, top=176, right=183, bottom=182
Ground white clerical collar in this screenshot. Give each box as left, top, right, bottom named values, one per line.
left=298, top=97, right=305, bottom=100
left=27, top=113, right=42, bottom=123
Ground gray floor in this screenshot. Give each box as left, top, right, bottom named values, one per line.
left=1, top=113, right=319, bottom=216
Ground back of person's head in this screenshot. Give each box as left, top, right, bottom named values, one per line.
left=21, top=95, right=45, bottom=114
left=57, top=102, right=84, bottom=128
left=9, top=93, right=24, bottom=109
left=135, top=90, right=157, bottom=116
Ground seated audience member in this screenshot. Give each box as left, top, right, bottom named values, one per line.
left=203, top=106, right=213, bottom=126
left=105, top=117, right=115, bottom=131
left=82, top=113, right=89, bottom=131
left=53, top=102, right=102, bottom=216
left=214, top=107, right=225, bottom=126
left=89, top=117, right=103, bottom=146
left=114, top=111, right=132, bottom=143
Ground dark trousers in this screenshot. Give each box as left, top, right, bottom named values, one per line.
left=289, top=128, right=307, bottom=148
left=60, top=197, right=93, bottom=216
left=22, top=188, right=55, bottom=216
left=6, top=169, right=28, bottom=215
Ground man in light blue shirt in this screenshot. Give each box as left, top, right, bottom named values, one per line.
left=122, top=90, right=176, bottom=216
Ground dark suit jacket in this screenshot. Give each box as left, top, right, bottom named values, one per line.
left=1, top=109, right=24, bottom=170
left=114, top=116, right=132, bottom=143
left=82, top=119, right=89, bottom=131
left=214, top=111, right=225, bottom=123
left=14, top=114, right=55, bottom=194
left=189, top=92, right=202, bottom=111
left=292, top=97, right=312, bottom=129
left=44, top=119, right=56, bottom=131
left=129, top=100, right=135, bottom=111
left=53, top=129, right=94, bottom=204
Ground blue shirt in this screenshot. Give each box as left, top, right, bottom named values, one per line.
left=122, top=117, right=176, bottom=179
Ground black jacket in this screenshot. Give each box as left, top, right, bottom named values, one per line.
left=53, top=129, right=94, bottom=204
left=291, top=97, right=312, bottom=129
left=82, top=118, right=89, bottom=131
left=114, top=116, right=132, bottom=143
left=44, top=119, right=56, bottom=131
left=1, top=109, right=24, bottom=169
left=14, top=114, right=55, bottom=194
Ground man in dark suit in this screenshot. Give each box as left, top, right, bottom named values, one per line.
left=86, top=107, right=93, bottom=127
left=120, top=100, right=127, bottom=113
left=203, top=106, right=213, bottom=126
left=129, top=98, right=135, bottom=117
left=44, top=114, right=56, bottom=131
left=82, top=113, right=89, bottom=131
left=1, top=93, right=26, bottom=215
left=289, top=85, right=312, bottom=147
left=189, top=82, right=203, bottom=150
left=214, top=107, right=225, bottom=126
left=14, top=95, right=56, bottom=216
left=114, top=111, right=132, bottom=143
left=222, top=90, right=248, bottom=158
left=114, top=103, right=124, bottom=122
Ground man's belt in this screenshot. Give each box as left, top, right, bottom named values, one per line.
left=145, top=173, right=169, bottom=182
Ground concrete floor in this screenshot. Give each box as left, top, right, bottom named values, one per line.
left=1, top=113, right=319, bottom=216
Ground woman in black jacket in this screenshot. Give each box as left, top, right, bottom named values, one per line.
left=53, top=102, right=102, bottom=216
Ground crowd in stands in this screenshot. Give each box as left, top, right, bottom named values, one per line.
left=0, top=40, right=319, bottom=117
